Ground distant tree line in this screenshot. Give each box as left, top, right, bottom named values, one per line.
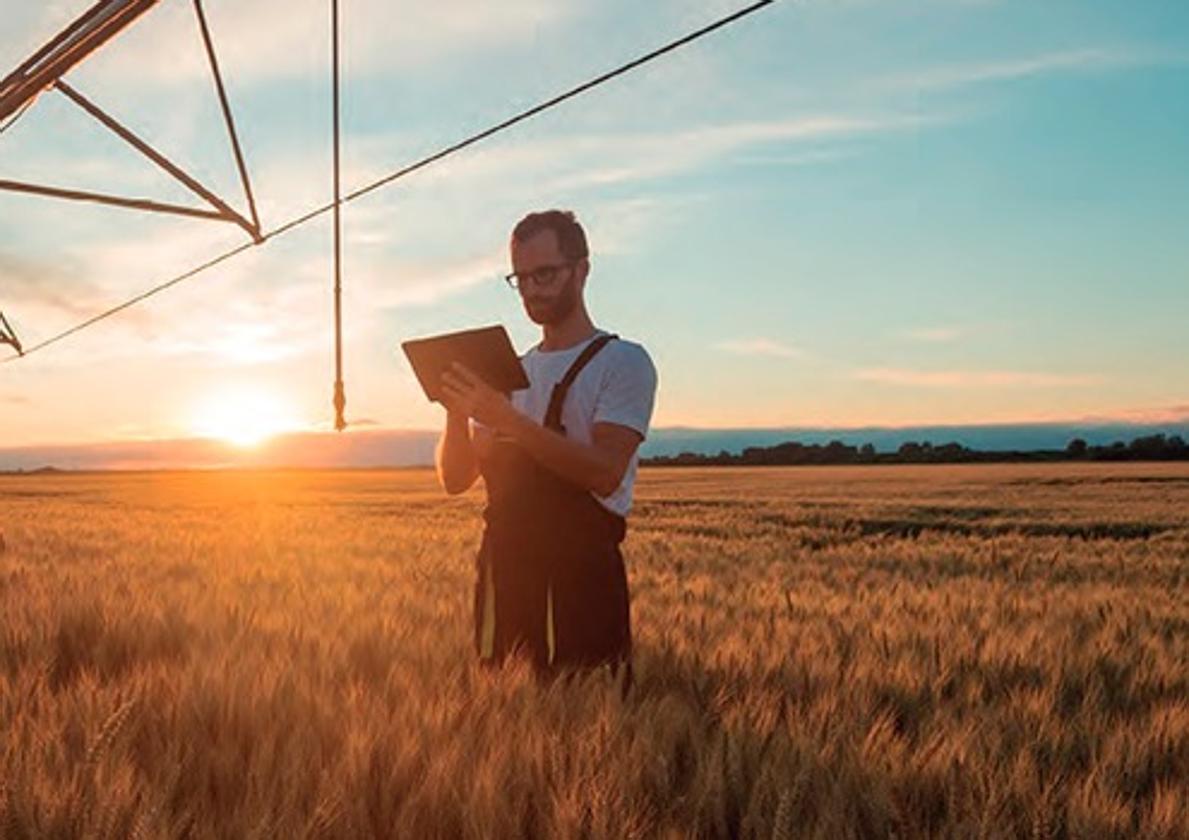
left=642, top=434, right=1189, bottom=467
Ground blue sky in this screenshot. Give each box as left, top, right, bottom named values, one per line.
left=1, top=0, right=1187, bottom=447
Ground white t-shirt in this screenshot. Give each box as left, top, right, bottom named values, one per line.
left=508, top=330, right=657, bottom=517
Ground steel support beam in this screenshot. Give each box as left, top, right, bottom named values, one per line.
left=54, top=81, right=263, bottom=242
left=0, top=179, right=230, bottom=221
left=0, top=311, right=22, bottom=356
left=193, top=0, right=261, bottom=234
left=0, top=0, right=161, bottom=122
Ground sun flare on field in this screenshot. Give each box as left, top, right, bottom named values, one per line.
left=190, top=387, right=298, bottom=447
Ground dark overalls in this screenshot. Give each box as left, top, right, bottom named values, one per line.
left=474, top=335, right=633, bottom=683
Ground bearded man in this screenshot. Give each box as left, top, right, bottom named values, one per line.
left=435, top=209, right=658, bottom=687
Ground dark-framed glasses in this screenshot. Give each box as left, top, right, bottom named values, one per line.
left=504, top=261, right=577, bottom=291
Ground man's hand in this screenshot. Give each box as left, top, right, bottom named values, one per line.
left=440, top=363, right=517, bottom=431
left=441, top=363, right=642, bottom=499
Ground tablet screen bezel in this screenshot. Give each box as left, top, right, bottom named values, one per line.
left=401, top=324, right=529, bottom=403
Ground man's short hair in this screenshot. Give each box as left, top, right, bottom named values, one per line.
left=512, top=209, right=589, bottom=261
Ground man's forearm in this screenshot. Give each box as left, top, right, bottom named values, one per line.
left=436, top=412, right=478, bottom=494
left=503, top=411, right=621, bottom=497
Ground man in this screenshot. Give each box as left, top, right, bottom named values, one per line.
left=435, top=209, right=657, bottom=686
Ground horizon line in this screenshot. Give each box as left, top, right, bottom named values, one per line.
left=3, top=412, right=1188, bottom=454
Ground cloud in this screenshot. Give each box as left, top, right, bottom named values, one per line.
left=0, top=252, right=109, bottom=319
left=898, top=326, right=965, bottom=343
left=21, top=0, right=576, bottom=90
left=317, top=111, right=931, bottom=225
left=732, top=148, right=860, bottom=169
left=0, top=98, right=941, bottom=374
left=291, top=112, right=889, bottom=262
left=1074, top=404, right=1189, bottom=425
left=854, top=367, right=1100, bottom=388
left=0, top=218, right=319, bottom=367
left=715, top=338, right=803, bottom=359
left=362, top=254, right=502, bottom=309
left=141, top=314, right=318, bottom=366
left=0, top=428, right=441, bottom=471
left=543, top=113, right=931, bottom=192
left=587, top=194, right=709, bottom=257
left=876, top=47, right=1182, bottom=93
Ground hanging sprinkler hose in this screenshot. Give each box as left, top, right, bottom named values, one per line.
left=330, top=0, right=346, bottom=432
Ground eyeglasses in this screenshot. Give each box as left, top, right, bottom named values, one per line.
left=503, top=261, right=577, bottom=291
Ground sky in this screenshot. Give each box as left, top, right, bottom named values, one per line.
left=1, top=0, right=1187, bottom=451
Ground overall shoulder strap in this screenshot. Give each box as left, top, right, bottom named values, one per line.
left=544, top=333, right=618, bottom=433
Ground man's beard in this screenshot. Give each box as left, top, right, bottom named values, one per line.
left=524, top=276, right=579, bottom=326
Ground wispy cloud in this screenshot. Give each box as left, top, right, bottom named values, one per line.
left=6, top=0, right=576, bottom=90
left=141, top=314, right=318, bottom=367
left=545, top=113, right=933, bottom=192
left=877, top=47, right=1180, bottom=93
left=854, top=367, right=1100, bottom=388
left=898, top=326, right=965, bottom=343
left=271, top=112, right=923, bottom=276
left=363, top=254, right=502, bottom=309
left=733, top=148, right=859, bottom=169
left=715, top=338, right=803, bottom=359
left=1075, top=404, right=1189, bottom=425
left=0, top=253, right=107, bottom=319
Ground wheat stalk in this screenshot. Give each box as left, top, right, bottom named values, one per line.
left=86, top=697, right=138, bottom=770
left=772, top=789, right=797, bottom=840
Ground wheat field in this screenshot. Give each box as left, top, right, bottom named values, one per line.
left=1, top=463, right=1186, bottom=839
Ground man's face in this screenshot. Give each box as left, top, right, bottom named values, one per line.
left=510, top=229, right=586, bottom=326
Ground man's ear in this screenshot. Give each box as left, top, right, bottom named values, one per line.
left=576, top=257, right=591, bottom=286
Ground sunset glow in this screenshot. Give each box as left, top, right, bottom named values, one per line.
left=1, top=1, right=1187, bottom=460
left=190, top=387, right=298, bottom=448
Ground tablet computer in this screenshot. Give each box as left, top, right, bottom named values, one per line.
left=401, top=324, right=529, bottom=403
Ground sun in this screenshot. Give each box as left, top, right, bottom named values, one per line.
left=190, top=386, right=298, bottom=448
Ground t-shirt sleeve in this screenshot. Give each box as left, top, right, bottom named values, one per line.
left=593, top=343, right=658, bottom=440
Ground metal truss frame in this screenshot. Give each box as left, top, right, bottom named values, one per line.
left=0, top=0, right=261, bottom=241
